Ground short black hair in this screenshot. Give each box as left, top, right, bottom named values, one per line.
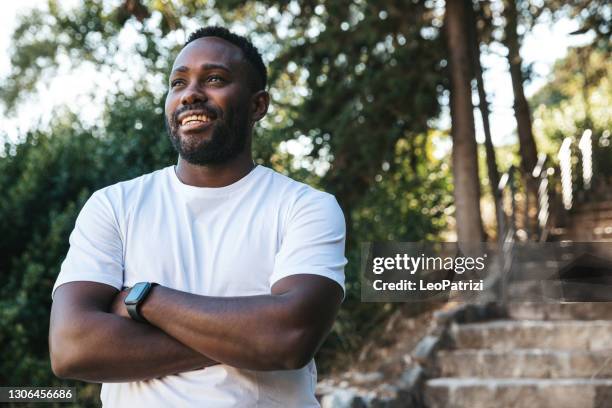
left=185, top=26, right=267, bottom=92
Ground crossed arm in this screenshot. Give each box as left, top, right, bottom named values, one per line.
left=49, top=274, right=343, bottom=383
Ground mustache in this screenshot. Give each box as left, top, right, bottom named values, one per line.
left=172, top=103, right=221, bottom=127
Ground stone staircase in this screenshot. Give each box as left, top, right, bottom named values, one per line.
left=553, top=175, right=612, bottom=242
left=424, top=303, right=612, bottom=408
left=422, top=178, right=612, bottom=407
left=315, top=175, right=612, bottom=407
left=563, top=199, right=612, bottom=242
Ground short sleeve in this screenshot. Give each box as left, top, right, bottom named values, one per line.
left=270, top=190, right=347, bottom=297
left=52, top=190, right=124, bottom=299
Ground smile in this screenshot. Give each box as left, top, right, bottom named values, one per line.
left=180, top=114, right=212, bottom=127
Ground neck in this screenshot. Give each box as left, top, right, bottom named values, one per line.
left=175, top=151, right=255, bottom=188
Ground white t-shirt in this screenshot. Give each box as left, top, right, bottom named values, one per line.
left=52, top=164, right=347, bottom=408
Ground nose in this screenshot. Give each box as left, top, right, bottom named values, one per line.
left=180, top=81, right=207, bottom=106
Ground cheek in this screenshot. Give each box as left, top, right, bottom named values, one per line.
left=164, top=94, right=177, bottom=120
left=164, top=113, right=174, bottom=129
left=212, top=86, right=244, bottom=110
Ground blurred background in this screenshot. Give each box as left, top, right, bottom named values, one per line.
left=0, top=0, right=610, bottom=406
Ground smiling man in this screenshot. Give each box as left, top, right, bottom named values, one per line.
left=49, top=26, right=346, bottom=407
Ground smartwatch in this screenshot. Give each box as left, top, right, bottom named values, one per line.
left=124, top=282, right=158, bottom=322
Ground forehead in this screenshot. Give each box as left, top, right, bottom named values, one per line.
left=172, top=37, right=246, bottom=72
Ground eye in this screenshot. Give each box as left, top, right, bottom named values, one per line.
left=170, top=79, right=185, bottom=88
left=206, top=75, right=225, bottom=84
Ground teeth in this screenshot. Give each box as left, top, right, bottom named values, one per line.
left=180, top=114, right=210, bottom=126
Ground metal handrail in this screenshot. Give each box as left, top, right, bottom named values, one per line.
left=496, top=130, right=593, bottom=244
left=579, top=130, right=593, bottom=190
left=494, top=129, right=594, bottom=303
left=532, top=154, right=553, bottom=241
left=497, top=165, right=517, bottom=245
left=559, top=137, right=573, bottom=210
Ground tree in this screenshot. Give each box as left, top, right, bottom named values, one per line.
left=466, top=0, right=502, bottom=234
left=444, top=0, right=485, bottom=242
left=502, top=0, right=539, bottom=192
left=0, top=89, right=176, bottom=404
left=531, top=45, right=611, bottom=180
left=0, top=0, right=454, bottom=396
left=543, top=0, right=611, bottom=52
left=266, top=1, right=448, bottom=240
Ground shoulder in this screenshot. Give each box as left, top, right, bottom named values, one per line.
left=68, top=167, right=171, bottom=247
left=258, top=166, right=344, bottom=224
left=91, top=166, right=171, bottom=208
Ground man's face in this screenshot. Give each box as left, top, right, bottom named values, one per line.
left=164, top=37, right=254, bottom=165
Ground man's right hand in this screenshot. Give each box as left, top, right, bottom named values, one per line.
left=49, top=281, right=218, bottom=382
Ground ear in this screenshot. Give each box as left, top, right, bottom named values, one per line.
left=250, top=90, right=270, bottom=123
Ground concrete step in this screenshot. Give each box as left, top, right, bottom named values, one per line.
left=509, top=260, right=561, bottom=281
left=541, top=280, right=612, bottom=302
left=562, top=231, right=612, bottom=242
left=451, top=320, right=612, bottom=351
left=566, top=225, right=612, bottom=236
left=569, top=210, right=612, bottom=223
left=593, top=226, right=612, bottom=238
left=505, top=281, right=553, bottom=302
left=508, top=302, right=612, bottom=320
left=505, top=280, right=612, bottom=302
left=435, top=349, right=612, bottom=378
left=561, top=231, right=612, bottom=242
left=425, top=378, right=612, bottom=408
left=566, top=221, right=612, bottom=232
left=503, top=280, right=584, bottom=302
left=582, top=192, right=612, bottom=202
left=574, top=201, right=612, bottom=213
left=505, top=281, right=612, bottom=302
left=567, top=215, right=612, bottom=227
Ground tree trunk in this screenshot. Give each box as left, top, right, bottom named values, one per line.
left=445, top=0, right=485, bottom=242
left=503, top=0, right=538, bottom=174
left=466, top=0, right=503, bottom=235
left=503, top=0, right=539, bottom=235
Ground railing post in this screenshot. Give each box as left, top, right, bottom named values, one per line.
left=497, top=172, right=509, bottom=245
left=559, top=137, right=573, bottom=210
left=532, top=154, right=551, bottom=241
left=509, top=166, right=517, bottom=240
left=578, top=129, right=593, bottom=190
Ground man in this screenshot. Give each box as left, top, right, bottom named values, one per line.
left=49, top=26, right=346, bottom=407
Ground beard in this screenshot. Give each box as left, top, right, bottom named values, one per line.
left=165, top=102, right=250, bottom=166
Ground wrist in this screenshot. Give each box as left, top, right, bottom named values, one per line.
left=125, top=282, right=158, bottom=322
left=139, top=283, right=161, bottom=322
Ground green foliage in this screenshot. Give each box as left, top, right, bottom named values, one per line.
left=2, top=0, right=606, bottom=402
left=0, top=0, right=454, bottom=398
left=541, top=0, right=611, bottom=51
left=321, top=134, right=452, bottom=368
left=531, top=46, right=611, bottom=178
left=254, top=1, right=452, bottom=367
left=268, top=0, right=448, bottom=204
left=0, top=89, right=176, bottom=399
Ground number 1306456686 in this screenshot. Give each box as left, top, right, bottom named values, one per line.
left=0, top=387, right=76, bottom=402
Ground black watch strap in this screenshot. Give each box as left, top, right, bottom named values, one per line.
left=126, top=301, right=146, bottom=323
left=125, top=282, right=158, bottom=322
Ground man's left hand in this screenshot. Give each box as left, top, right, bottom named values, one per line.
left=110, top=288, right=130, bottom=319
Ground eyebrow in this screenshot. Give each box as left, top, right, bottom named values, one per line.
left=171, top=63, right=231, bottom=75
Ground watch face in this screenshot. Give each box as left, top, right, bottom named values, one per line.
left=125, top=282, right=150, bottom=305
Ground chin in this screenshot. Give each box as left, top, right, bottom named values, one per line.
left=169, top=124, right=247, bottom=166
